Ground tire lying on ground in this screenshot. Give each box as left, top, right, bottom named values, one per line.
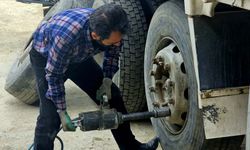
left=144, top=0, right=244, bottom=149
left=4, top=0, right=95, bottom=105
left=5, top=0, right=148, bottom=112
left=5, top=42, right=38, bottom=104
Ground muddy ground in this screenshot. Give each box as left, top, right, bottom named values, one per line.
left=0, top=0, right=161, bottom=149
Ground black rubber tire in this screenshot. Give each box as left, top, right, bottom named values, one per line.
left=151, top=0, right=165, bottom=10
left=5, top=42, right=38, bottom=104
left=94, top=0, right=148, bottom=112
left=144, top=0, right=244, bottom=149
left=4, top=0, right=95, bottom=105
left=112, top=0, right=147, bottom=112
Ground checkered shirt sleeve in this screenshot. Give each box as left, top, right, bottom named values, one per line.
left=103, top=45, right=121, bottom=79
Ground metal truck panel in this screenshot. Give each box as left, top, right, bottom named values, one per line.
left=201, top=90, right=248, bottom=139
left=185, top=0, right=250, bottom=16
left=218, top=0, right=250, bottom=10
left=193, top=12, right=250, bottom=91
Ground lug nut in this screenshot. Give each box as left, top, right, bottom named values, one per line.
left=164, top=64, right=171, bottom=71
left=149, top=87, right=155, bottom=92
left=168, top=98, right=175, bottom=105
left=150, top=70, right=155, bottom=76
left=159, top=61, right=164, bottom=66
left=157, top=56, right=164, bottom=61
left=161, top=102, right=169, bottom=107
left=155, top=80, right=163, bottom=85
left=153, top=102, right=160, bottom=108
left=166, top=79, right=175, bottom=87
left=162, top=86, right=167, bottom=90
left=157, top=56, right=164, bottom=66
left=153, top=58, right=158, bottom=64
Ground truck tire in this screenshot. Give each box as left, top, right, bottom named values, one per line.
left=151, top=0, right=165, bottom=10
left=4, top=0, right=95, bottom=105
left=93, top=0, right=148, bottom=112
left=144, top=0, right=244, bottom=149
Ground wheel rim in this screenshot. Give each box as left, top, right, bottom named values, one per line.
left=149, top=37, right=188, bottom=134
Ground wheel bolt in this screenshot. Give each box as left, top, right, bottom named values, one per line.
left=153, top=102, right=160, bottom=108
left=150, top=70, right=155, bottom=76
left=161, top=102, right=169, bottom=107
left=153, top=58, right=158, bottom=64
left=149, top=86, right=155, bottom=92
left=162, top=86, right=167, bottom=90
left=155, top=80, right=163, bottom=85
left=157, top=56, right=164, bottom=61
left=157, top=56, right=164, bottom=66
left=168, top=98, right=175, bottom=105
left=166, top=79, right=175, bottom=87
left=164, top=63, right=171, bottom=71
left=159, top=61, right=164, bottom=66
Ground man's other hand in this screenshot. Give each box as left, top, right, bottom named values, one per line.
left=96, top=78, right=113, bottom=101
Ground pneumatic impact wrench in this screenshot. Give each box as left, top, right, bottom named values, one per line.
left=28, top=94, right=171, bottom=150
left=72, top=95, right=171, bottom=131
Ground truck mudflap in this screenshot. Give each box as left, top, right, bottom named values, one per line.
left=193, top=12, right=250, bottom=91
left=201, top=86, right=248, bottom=139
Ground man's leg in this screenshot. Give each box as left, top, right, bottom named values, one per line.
left=65, top=57, right=140, bottom=149
left=30, top=49, right=61, bottom=150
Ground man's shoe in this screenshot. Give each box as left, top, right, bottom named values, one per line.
left=138, top=137, right=159, bottom=150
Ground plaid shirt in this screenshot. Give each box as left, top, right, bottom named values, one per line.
left=32, top=8, right=121, bottom=110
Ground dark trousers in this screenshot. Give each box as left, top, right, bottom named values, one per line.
left=29, top=48, right=140, bottom=150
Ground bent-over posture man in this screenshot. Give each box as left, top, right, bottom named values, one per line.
left=30, top=4, right=159, bottom=150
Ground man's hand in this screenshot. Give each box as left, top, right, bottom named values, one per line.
left=58, top=110, right=76, bottom=132
left=96, top=78, right=113, bottom=101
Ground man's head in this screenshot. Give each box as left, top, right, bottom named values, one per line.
left=89, top=4, right=129, bottom=47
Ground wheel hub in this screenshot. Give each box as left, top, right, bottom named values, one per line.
left=150, top=40, right=188, bottom=133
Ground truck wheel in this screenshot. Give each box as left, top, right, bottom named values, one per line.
left=93, top=0, right=148, bottom=112
left=4, top=0, right=95, bottom=105
left=144, top=0, right=244, bottom=149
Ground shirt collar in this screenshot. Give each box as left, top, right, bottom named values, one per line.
left=86, top=26, right=95, bottom=47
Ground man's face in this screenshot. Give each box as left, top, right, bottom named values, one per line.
left=91, top=31, right=123, bottom=47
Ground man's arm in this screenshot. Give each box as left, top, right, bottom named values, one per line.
left=45, top=35, right=71, bottom=111
left=102, top=45, right=121, bottom=79
left=96, top=45, right=121, bottom=101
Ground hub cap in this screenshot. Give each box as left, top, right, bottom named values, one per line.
left=150, top=38, right=188, bottom=134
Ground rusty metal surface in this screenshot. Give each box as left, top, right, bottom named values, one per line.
left=201, top=86, right=249, bottom=99
left=202, top=104, right=227, bottom=124
left=202, top=94, right=248, bottom=139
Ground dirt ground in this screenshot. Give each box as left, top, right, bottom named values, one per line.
left=0, top=1, right=161, bottom=149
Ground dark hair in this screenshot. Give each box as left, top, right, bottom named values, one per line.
left=89, top=3, right=130, bottom=40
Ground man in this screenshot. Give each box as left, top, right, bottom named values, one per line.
left=30, top=3, right=159, bottom=150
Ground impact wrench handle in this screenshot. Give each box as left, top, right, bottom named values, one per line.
left=73, top=107, right=171, bottom=132
left=121, top=108, right=171, bottom=122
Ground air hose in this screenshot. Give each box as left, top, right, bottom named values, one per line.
left=28, top=127, right=64, bottom=150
